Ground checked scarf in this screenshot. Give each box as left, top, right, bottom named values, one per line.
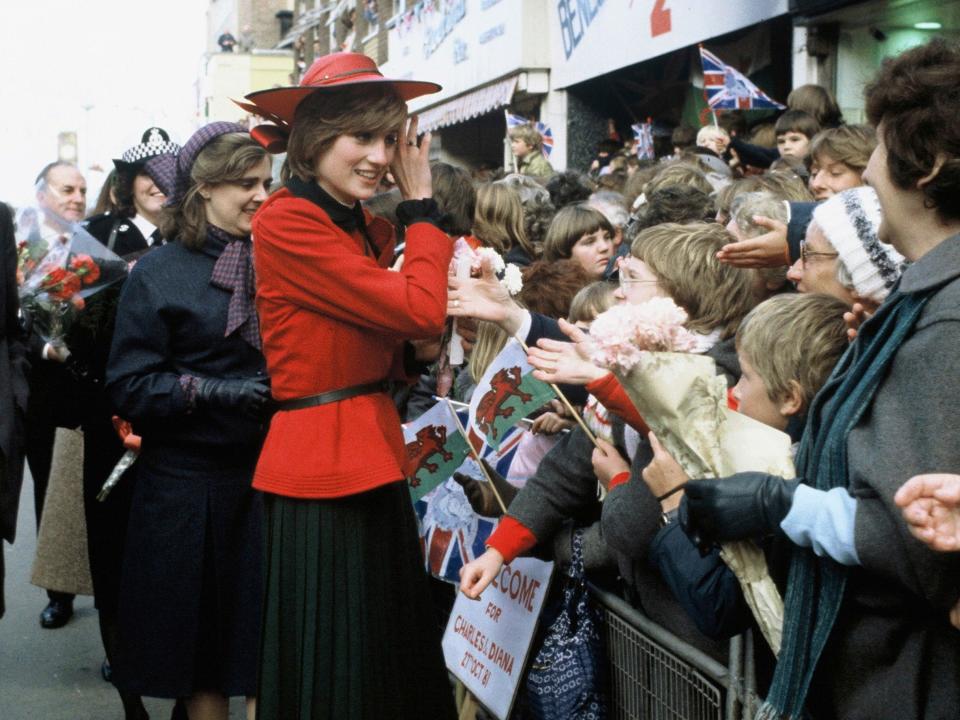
left=757, top=284, right=932, bottom=720
left=208, top=225, right=261, bottom=350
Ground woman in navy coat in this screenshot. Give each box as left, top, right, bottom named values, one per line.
left=105, top=123, right=272, bottom=720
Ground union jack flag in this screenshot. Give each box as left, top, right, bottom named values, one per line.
left=699, top=46, right=785, bottom=111
left=505, top=111, right=554, bottom=159
left=632, top=120, right=655, bottom=160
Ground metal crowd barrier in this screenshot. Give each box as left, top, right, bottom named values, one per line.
left=589, top=584, right=760, bottom=720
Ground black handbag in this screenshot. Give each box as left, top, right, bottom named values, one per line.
left=526, top=527, right=607, bottom=719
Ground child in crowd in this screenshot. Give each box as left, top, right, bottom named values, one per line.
left=807, top=124, right=876, bottom=200
left=542, top=204, right=615, bottom=280
left=606, top=292, right=850, bottom=641
left=508, top=123, right=554, bottom=178
left=774, top=110, right=820, bottom=159
left=729, top=110, right=820, bottom=170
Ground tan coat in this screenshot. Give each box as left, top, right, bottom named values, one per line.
left=31, top=428, right=93, bottom=595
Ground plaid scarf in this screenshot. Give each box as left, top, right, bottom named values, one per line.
left=757, top=283, right=932, bottom=720
left=208, top=225, right=261, bottom=350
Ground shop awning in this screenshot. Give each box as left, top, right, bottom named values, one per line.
left=416, top=76, right=518, bottom=133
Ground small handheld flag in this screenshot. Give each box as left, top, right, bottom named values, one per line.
left=632, top=119, right=655, bottom=160
left=468, top=339, right=555, bottom=451
left=699, top=46, right=785, bottom=111
left=403, top=401, right=471, bottom=502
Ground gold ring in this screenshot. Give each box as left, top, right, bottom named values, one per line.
left=407, top=141, right=416, bottom=146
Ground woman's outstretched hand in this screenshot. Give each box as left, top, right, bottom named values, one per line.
left=459, top=547, right=505, bottom=600
left=716, top=215, right=789, bottom=268
left=529, top=318, right=606, bottom=386
left=447, top=254, right=525, bottom=335
left=391, top=115, right=432, bottom=201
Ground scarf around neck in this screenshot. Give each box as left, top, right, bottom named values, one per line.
left=208, top=224, right=261, bottom=350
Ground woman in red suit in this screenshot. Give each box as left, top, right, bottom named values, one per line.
left=244, top=53, right=456, bottom=719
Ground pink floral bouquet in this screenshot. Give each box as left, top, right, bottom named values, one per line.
left=588, top=297, right=698, bottom=371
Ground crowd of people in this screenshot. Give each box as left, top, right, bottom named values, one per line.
left=1, top=36, right=959, bottom=720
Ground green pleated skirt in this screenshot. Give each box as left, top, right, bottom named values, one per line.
left=256, top=481, right=457, bottom=720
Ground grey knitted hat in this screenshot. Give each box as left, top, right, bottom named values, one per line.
left=812, top=186, right=904, bottom=303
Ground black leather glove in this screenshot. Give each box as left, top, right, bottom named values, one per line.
left=196, top=377, right=272, bottom=419
left=681, top=472, right=800, bottom=549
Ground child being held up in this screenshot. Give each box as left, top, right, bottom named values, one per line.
left=593, top=292, right=850, bottom=641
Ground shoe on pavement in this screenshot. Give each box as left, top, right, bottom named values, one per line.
left=39, top=599, right=73, bottom=628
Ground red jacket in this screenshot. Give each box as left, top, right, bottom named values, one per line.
left=251, top=188, right=451, bottom=498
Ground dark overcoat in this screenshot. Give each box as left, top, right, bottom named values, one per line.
left=0, top=202, right=30, bottom=618
left=105, top=233, right=267, bottom=697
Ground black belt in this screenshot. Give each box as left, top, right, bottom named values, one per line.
left=276, top=380, right=390, bottom=411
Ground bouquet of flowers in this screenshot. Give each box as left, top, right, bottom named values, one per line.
left=16, top=213, right=128, bottom=349
left=590, top=297, right=794, bottom=653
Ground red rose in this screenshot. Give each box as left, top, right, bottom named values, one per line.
left=69, top=255, right=101, bottom=285
left=40, top=267, right=68, bottom=292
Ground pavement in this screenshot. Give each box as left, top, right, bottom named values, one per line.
left=0, top=471, right=246, bottom=719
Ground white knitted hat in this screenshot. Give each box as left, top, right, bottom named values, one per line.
left=812, top=186, right=904, bottom=303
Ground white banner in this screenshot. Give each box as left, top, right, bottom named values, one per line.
left=549, top=0, right=789, bottom=89
left=443, top=557, right=554, bottom=719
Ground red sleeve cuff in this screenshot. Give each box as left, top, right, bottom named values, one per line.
left=608, top=471, right=631, bottom=490
left=585, top=373, right=649, bottom=434
left=486, top=516, right=537, bottom=564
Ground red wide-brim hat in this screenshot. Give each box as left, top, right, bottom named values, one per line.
left=241, top=52, right=441, bottom=127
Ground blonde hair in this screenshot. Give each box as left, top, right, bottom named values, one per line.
left=285, top=85, right=407, bottom=183
left=568, top=281, right=617, bottom=324
left=468, top=320, right=509, bottom=384
left=473, top=183, right=536, bottom=258
left=542, top=204, right=613, bottom=261
left=808, top=124, right=877, bottom=173
left=631, top=223, right=756, bottom=338
left=737, top=293, right=849, bottom=409
left=159, top=133, right=267, bottom=249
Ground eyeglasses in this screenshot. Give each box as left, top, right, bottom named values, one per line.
left=800, top=241, right=839, bottom=266
left=619, top=275, right=659, bottom=290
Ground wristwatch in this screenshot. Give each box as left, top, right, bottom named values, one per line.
left=659, top=508, right=679, bottom=528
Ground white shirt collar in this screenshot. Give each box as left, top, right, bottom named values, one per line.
left=131, top=213, right=158, bottom=242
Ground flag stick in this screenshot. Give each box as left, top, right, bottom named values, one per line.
left=445, top=398, right=509, bottom=515
left=513, top=336, right=601, bottom=449
left=712, top=111, right=719, bottom=127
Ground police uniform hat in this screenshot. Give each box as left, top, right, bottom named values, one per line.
left=113, top=128, right=182, bottom=172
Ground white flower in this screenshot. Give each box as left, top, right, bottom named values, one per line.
left=475, top=246, right=506, bottom=275
left=500, top=263, right=524, bottom=295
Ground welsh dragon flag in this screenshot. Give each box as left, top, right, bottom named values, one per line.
left=468, top=339, right=556, bottom=451
left=403, top=401, right=471, bottom=503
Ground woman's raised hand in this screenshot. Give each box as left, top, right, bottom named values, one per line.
left=529, top=318, right=606, bottom=386
left=391, top=115, right=433, bottom=201
left=459, top=547, right=505, bottom=600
